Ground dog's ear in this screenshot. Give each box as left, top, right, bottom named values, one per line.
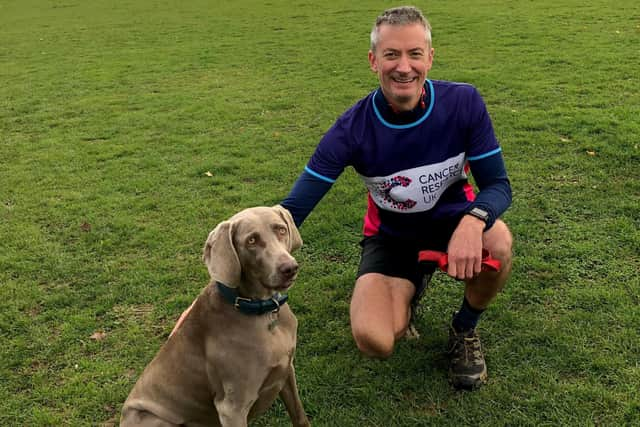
left=202, top=220, right=241, bottom=287
left=273, top=205, right=303, bottom=252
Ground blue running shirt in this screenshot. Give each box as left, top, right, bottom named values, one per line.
left=283, top=80, right=511, bottom=238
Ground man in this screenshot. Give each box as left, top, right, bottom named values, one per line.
left=280, top=6, right=513, bottom=389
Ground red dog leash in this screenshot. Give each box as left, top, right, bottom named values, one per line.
left=418, top=249, right=501, bottom=273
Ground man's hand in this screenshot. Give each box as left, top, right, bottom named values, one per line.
left=446, top=215, right=485, bottom=280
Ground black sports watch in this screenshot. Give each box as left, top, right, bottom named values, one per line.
left=466, top=207, right=490, bottom=223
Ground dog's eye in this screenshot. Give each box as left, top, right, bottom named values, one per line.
left=247, top=236, right=257, bottom=245
left=277, top=226, right=287, bottom=236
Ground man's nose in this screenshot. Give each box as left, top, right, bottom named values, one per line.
left=396, top=54, right=412, bottom=72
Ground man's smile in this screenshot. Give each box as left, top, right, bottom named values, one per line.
left=392, top=76, right=418, bottom=85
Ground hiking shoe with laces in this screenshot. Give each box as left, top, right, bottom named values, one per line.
left=447, top=325, right=488, bottom=389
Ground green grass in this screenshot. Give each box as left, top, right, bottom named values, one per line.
left=1, top=0, right=639, bottom=425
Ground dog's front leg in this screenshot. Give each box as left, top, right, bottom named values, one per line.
left=279, top=364, right=310, bottom=427
left=214, top=396, right=250, bottom=427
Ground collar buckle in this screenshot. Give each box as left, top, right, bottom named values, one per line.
left=270, top=297, right=281, bottom=313
left=234, top=296, right=252, bottom=310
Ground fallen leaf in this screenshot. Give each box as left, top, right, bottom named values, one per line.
left=204, top=171, right=213, bottom=177
left=101, top=418, right=117, bottom=427
left=560, top=137, right=570, bottom=142
left=586, top=150, right=596, bottom=156
left=90, top=331, right=107, bottom=341
left=80, top=222, right=91, bottom=232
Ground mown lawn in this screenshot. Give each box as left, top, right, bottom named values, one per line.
left=1, top=0, right=638, bottom=425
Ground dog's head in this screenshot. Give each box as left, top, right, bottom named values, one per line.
left=202, top=205, right=303, bottom=299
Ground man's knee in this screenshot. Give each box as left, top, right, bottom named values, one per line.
left=485, top=220, right=513, bottom=263
left=352, top=327, right=395, bottom=359
left=467, top=220, right=513, bottom=303
left=350, top=273, right=414, bottom=359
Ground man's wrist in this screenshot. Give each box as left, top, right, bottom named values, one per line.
left=462, top=214, right=486, bottom=229
left=462, top=207, right=490, bottom=232
left=466, top=207, right=490, bottom=223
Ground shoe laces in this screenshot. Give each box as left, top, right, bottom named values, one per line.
left=451, top=329, right=483, bottom=365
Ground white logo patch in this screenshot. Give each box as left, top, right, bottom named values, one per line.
left=361, top=153, right=467, bottom=213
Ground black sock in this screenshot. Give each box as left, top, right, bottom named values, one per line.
left=452, top=297, right=485, bottom=332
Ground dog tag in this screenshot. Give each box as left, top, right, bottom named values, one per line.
left=268, top=311, right=279, bottom=331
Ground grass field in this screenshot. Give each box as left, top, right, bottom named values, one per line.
left=1, top=0, right=639, bottom=425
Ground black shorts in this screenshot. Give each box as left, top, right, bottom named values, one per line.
left=356, top=217, right=462, bottom=288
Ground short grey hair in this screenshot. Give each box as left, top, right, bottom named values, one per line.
left=370, top=6, right=432, bottom=52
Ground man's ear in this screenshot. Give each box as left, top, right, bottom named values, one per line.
left=202, top=221, right=241, bottom=287
left=426, top=47, right=434, bottom=71
left=368, top=50, right=378, bottom=72
left=273, top=205, right=303, bottom=252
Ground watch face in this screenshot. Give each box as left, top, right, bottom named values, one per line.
left=471, top=208, right=489, bottom=221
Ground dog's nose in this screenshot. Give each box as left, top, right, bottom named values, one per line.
left=279, top=260, right=299, bottom=278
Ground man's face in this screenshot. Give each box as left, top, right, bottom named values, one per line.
left=368, top=23, right=434, bottom=112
